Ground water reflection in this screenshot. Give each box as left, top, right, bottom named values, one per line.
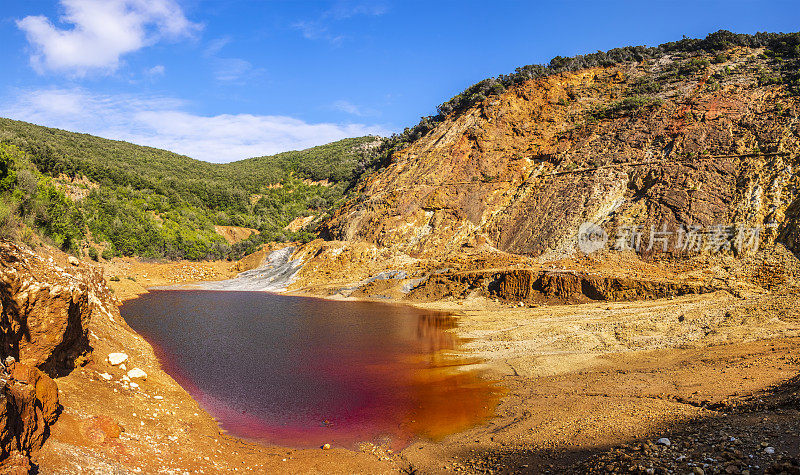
left=120, top=291, right=500, bottom=449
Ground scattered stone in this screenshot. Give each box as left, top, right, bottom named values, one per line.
left=97, top=372, right=112, bottom=381
left=68, top=256, right=80, bottom=266
left=107, top=353, right=128, bottom=366
left=4, top=356, right=14, bottom=366
left=322, top=443, right=331, bottom=450
left=764, top=446, right=775, bottom=454
left=82, top=415, right=122, bottom=443
left=127, top=368, right=147, bottom=380
left=129, top=382, right=139, bottom=389
left=154, top=395, right=163, bottom=400
left=656, top=438, right=671, bottom=447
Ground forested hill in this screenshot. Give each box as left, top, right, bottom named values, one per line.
left=0, top=117, right=382, bottom=260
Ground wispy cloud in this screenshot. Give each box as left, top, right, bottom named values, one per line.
left=293, top=0, right=388, bottom=45
left=16, top=0, right=201, bottom=77
left=332, top=100, right=378, bottom=117
left=293, top=20, right=345, bottom=45
left=203, top=36, right=261, bottom=83
left=1, top=88, right=389, bottom=162
left=327, top=1, right=388, bottom=19
left=145, top=64, right=166, bottom=77
left=204, top=37, right=231, bottom=57
left=213, top=58, right=255, bottom=82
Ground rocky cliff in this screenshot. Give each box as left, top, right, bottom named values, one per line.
left=322, top=47, right=800, bottom=262
left=0, top=240, right=119, bottom=471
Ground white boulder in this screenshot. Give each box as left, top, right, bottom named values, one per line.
left=127, top=368, right=148, bottom=380
left=107, top=353, right=128, bottom=366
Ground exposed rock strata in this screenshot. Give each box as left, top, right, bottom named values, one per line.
left=0, top=362, right=59, bottom=465
left=409, top=268, right=715, bottom=303
left=323, top=50, right=800, bottom=261
left=0, top=240, right=119, bottom=470
left=0, top=241, right=96, bottom=376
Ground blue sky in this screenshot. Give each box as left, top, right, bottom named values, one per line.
left=1, top=0, right=798, bottom=162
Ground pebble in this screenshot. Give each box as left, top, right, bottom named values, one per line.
left=322, top=443, right=331, bottom=450
left=98, top=372, right=113, bottom=380
left=108, top=353, right=129, bottom=366
left=130, top=382, right=139, bottom=389
left=127, top=368, right=148, bottom=380
left=656, top=438, right=671, bottom=447
left=764, top=446, right=775, bottom=454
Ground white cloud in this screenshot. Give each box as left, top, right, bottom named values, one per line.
left=293, top=0, right=388, bottom=45
left=1, top=88, right=389, bottom=163
left=332, top=100, right=379, bottom=117
left=327, top=1, right=388, bottom=19
left=146, top=64, right=166, bottom=76
left=213, top=58, right=254, bottom=82
left=204, top=37, right=231, bottom=57
left=16, top=0, right=200, bottom=76
left=293, top=20, right=345, bottom=45
left=202, top=37, right=261, bottom=83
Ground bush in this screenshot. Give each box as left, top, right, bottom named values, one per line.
left=0, top=201, right=17, bottom=239
left=678, top=58, right=711, bottom=77
left=712, top=53, right=729, bottom=64
left=87, top=247, right=99, bottom=261
left=590, top=96, right=663, bottom=119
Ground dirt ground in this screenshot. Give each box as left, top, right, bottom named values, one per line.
left=35, top=255, right=800, bottom=474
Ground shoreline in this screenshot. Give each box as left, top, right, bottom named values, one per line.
left=80, top=254, right=800, bottom=473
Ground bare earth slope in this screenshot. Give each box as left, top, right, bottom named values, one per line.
left=323, top=48, right=800, bottom=261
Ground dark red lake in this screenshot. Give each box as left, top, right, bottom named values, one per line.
left=119, top=290, right=499, bottom=449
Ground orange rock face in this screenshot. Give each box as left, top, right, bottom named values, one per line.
left=0, top=241, right=95, bottom=376
left=322, top=51, right=800, bottom=261
left=0, top=240, right=118, bottom=469
left=0, top=362, right=59, bottom=462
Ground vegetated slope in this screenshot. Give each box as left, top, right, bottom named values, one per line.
left=0, top=117, right=381, bottom=259
left=322, top=30, right=800, bottom=261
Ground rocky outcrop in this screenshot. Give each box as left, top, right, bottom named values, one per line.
left=491, top=269, right=714, bottom=302
left=409, top=268, right=715, bottom=303
left=0, top=361, right=59, bottom=466
left=322, top=48, right=800, bottom=261
left=0, top=240, right=118, bottom=470
left=0, top=242, right=93, bottom=376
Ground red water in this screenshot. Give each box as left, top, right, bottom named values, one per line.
left=120, top=291, right=500, bottom=449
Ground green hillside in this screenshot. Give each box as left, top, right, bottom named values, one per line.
left=0, top=117, right=381, bottom=260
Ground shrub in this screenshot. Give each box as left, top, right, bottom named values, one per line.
left=87, top=247, right=99, bottom=261
left=0, top=201, right=17, bottom=239
left=628, top=77, right=662, bottom=95
left=590, top=96, right=663, bottom=119
left=711, top=53, right=729, bottom=64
